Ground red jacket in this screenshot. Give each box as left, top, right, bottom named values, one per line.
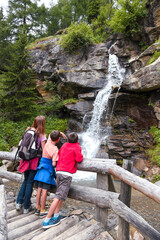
left=56, top=142, right=83, bottom=174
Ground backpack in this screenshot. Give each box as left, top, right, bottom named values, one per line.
left=15, top=129, right=42, bottom=161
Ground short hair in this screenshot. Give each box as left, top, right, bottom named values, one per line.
left=50, top=130, right=60, bottom=141
left=68, top=132, right=78, bottom=143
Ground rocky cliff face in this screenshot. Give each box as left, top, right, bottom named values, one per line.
left=30, top=0, right=160, bottom=176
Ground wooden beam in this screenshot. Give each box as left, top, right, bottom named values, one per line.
left=32, top=215, right=80, bottom=240
left=0, top=185, right=8, bottom=240
left=108, top=165, right=160, bottom=204
left=96, top=173, right=109, bottom=229
left=0, top=155, right=160, bottom=204
left=0, top=170, right=23, bottom=183
left=66, top=222, right=104, bottom=240
left=68, top=185, right=160, bottom=240
left=118, top=160, right=133, bottom=240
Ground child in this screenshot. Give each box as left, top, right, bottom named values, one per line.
left=16, top=116, right=47, bottom=214
left=43, top=132, right=83, bottom=228
left=34, top=130, right=67, bottom=218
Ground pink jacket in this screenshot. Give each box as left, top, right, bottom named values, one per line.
left=56, top=142, right=83, bottom=174
left=18, top=134, right=47, bottom=173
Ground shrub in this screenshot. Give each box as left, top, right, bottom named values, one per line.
left=147, top=51, right=160, bottom=65
left=148, top=126, right=160, bottom=166
left=109, top=0, right=147, bottom=38
left=61, top=22, right=94, bottom=53
left=0, top=115, right=68, bottom=151
left=152, top=174, right=160, bottom=183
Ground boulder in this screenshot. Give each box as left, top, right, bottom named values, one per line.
left=122, top=57, right=160, bottom=92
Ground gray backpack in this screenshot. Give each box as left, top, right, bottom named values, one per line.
left=15, top=129, right=42, bottom=161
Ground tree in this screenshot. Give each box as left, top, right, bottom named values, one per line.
left=0, top=8, right=12, bottom=71
left=87, top=0, right=100, bottom=24
left=109, top=0, right=148, bottom=37
left=7, top=0, right=48, bottom=40
left=1, top=27, right=37, bottom=121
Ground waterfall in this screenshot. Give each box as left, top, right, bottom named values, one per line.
left=79, top=52, right=126, bottom=158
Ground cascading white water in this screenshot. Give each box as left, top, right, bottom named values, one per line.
left=80, top=52, right=126, bottom=158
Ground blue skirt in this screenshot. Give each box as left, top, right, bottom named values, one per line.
left=34, top=157, right=56, bottom=186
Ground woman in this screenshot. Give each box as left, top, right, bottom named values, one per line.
left=16, top=116, right=47, bottom=214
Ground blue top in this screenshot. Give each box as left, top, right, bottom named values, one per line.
left=34, top=157, right=56, bottom=186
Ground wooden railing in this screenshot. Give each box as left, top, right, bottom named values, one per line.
left=0, top=151, right=160, bottom=240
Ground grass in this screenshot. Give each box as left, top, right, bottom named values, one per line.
left=147, top=126, right=160, bottom=166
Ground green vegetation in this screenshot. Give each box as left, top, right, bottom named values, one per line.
left=152, top=174, right=160, bottom=183
left=129, top=118, right=134, bottom=123
left=109, top=0, right=147, bottom=38
left=61, top=22, right=94, bottom=53
left=148, top=126, right=160, bottom=166
left=1, top=28, right=37, bottom=121
left=0, top=115, right=68, bottom=151
left=147, top=51, right=160, bottom=65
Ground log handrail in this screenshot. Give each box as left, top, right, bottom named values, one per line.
left=0, top=185, right=8, bottom=240
left=0, top=151, right=160, bottom=239
left=0, top=170, right=160, bottom=239
left=0, top=151, right=159, bottom=204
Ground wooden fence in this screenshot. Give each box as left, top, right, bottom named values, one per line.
left=0, top=151, right=160, bottom=240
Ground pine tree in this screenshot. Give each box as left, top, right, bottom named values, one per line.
left=1, top=27, right=37, bottom=121
left=87, top=0, right=100, bottom=24
left=7, top=0, right=47, bottom=40
left=0, top=8, right=12, bottom=71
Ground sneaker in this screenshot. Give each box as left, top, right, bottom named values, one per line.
left=40, top=209, right=48, bottom=218
left=58, top=215, right=67, bottom=222
left=16, top=203, right=22, bottom=211
left=43, top=217, right=60, bottom=229
left=35, top=208, right=40, bottom=216
left=23, top=205, right=32, bottom=214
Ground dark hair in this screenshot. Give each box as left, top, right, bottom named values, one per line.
left=68, top=132, right=78, bottom=143
left=50, top=130, right=60, bottom=141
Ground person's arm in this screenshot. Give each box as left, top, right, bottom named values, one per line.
left=40, top=134, right=47, bottom=151
left=60, top=132, right=67, bottom=139
left=41, top=140, right=46, bottom=151
left=52, top=148, right=59, bottom=167
left=75, top=146, right=83, bottom=163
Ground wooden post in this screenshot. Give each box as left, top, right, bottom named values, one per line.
left=118, top=160, right=133, bottom=240
left=0, top=185, right=8, bottom=240
left=96, top=173, right=109, bottom=229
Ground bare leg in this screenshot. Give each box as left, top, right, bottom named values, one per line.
left=46, top=198, right=60, bottom=218
left=36, top=187, right=42, bottom=208
left=41, top=189, right=48, bottom=211
left=54, top=200, right=63, bottom=214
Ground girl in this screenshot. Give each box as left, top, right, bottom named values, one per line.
left=16, top=116, right=47, bottom=214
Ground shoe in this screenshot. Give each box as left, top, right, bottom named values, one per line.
left=40, top=209, right=48, bottom=218
left=16, top=203, right=22, bottom=211
left=58, top=215, right=67, bottom=222
left=35, top=208, right=40, bottom=216
left=23, top=205, right=32, bottom=214
left=43, top=217, right=60, bottom=229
